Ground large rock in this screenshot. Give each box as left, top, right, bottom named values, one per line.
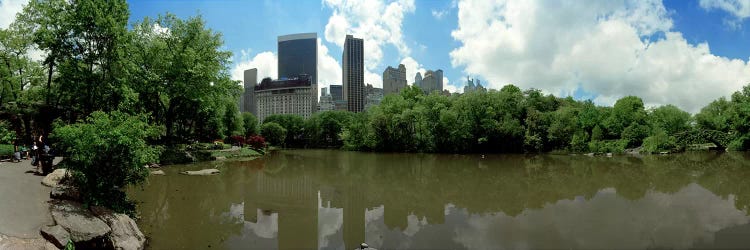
left=41, top=169, right=68, bottom=187
left=150, top=170, right=165, bottom=175
left=40, top=225, right=70, bottom=249
left=180, top=169, right=220, bottom=176
left=50, top=200, right=111, bottom=243
left=50, top=184, right=80, bottom=201
left=98, top=213, right=145, bottom=250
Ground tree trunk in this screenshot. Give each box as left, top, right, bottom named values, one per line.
left=46, top=61, right=54, bottom=105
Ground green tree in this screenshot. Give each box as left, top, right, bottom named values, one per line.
left=260, top=122, right=286, bottom=147
left=53, top=111, right=161, bottom=213
left=648, top=105, right=691, bottom=135
left=695, top=97, right=732, bottom=132
left=263, top=114, right=305, bottom=147
left=242, top=112, right=259, bottom=136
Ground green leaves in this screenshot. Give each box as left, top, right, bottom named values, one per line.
left=53, top=111, right=161, bottom=213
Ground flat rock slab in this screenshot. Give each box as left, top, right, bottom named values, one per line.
left=180, top=169, right=220, bottom=176
left=41, top=169, right=68, bottom=187
left=0, top=234, right=58, bottom=250
left=50, top=184, right=80, bottom=201
left=40, top=225, right=70, bottom=249
left=99, top=213, right=145, bottom=250
left=150, top=170, right=165, bottom=175
left=50, top=200, right=111, bottom=243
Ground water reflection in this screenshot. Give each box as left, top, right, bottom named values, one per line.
left=128, top=150, right=750, bottom=249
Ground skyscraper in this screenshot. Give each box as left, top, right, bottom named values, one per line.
left=242, top=68, right=257, bottom=115
left=343, top=35, right=364, bottom=113
left=278, top=33, right=318, bottom=113
left=415, top=72, right=422, bottom=88
left=421, top=69, right=444, bottom=94
left=382, top=64, right=407, bottom=95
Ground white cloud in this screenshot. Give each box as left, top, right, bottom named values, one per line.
left=450, top=0, right=750, bottom=113
left=0, top=0, right=27, bottom=29
left=400, top=56, right=426, bottom=85
left=323, top=0, right=415, bottom=88
left=444, top=77, right=464, bottom=94
left=230, top=50, right=278, bottom=84
left=700, top=0, right=750, bottom=20
left=317, top=38, right=343, bottom=91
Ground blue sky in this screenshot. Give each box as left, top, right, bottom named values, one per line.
left=3, top=0, right=750, bottom=112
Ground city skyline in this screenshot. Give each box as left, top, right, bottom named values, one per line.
left=4, top=0, right=750, bottom=112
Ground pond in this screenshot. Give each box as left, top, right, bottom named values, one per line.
left=128, top=150, right=750, bottom=250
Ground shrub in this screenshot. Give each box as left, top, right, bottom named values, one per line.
left=0, top=144, right=14, bottom=157
left=0, top=121, right=14, bottom=144
left=53, top=111, right=162, bottom=213
left=642, top=129, right=677, bottom=153
left=260, top=122, right=286, bottom=147
left=246, top=135, right=267, bottom=151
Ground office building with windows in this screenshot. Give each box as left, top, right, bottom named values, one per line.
left=255, top=74, right=317, bottom=122
left=383, top=64, right=407, bottom=95
left=343, top=35, right=364, bottom=113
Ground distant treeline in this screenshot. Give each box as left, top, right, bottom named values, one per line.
left=260, top=84, right=750, bottom=153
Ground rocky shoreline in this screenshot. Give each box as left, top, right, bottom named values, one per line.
left=39, top=169, right=146, bottom=250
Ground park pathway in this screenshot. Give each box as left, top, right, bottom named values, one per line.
left=0, top=158, right=57, bottom=249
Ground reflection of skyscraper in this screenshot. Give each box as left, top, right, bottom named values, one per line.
left=343, top=35, right=364, bottom=113
left=278, top=33, right=318, bottom=113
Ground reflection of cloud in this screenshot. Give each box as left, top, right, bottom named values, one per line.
left=244, top=208, right=278, bottom=239
left=318, top=191, right=344, bottom=249
left=453, top=184, right=750, bottom=250
left=403, top=214, right=427, bottom=237
left=358, top=184, right=749, bottom=250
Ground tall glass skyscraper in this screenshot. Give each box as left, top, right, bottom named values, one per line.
left=343, top=35, right=364, bottom=113
left=278, top=33, right=317, bottom=84
left=277, top=33, right=318, bottom=113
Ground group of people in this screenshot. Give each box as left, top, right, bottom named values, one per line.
left=12, top=134, right=49, bottom=173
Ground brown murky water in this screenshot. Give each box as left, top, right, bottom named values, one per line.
left=128, top=150, right=750, bottom=250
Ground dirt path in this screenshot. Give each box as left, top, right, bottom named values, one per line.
left=0, top=158, right=55, bottom=241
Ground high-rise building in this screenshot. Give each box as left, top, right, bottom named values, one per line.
left=382, top=64, right=407, bottom=95
left=328, top=84, right=346, bottom=111
left=319, top=87, right=334, bottom=111
left=365, top=84, right=383, bottom=110
left=330, top=85, right=343, bottom=102
left=343, top=35, right=364, bottom=113
left=242, top=68, right=258, bottom=115
left=420, top=69, right=443, bottom=94
left=277, top=33, right=318, bottom=114
left=414, top=72, right=422, bottom=88
left=254, top=75, right=316, bottom=122
left=464, top=76, right=486, bottom=93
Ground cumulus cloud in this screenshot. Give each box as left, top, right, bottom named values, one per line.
left=317, top=38, right=343, bottom=91
left=0, top=0, right=27, bottom=29
left=400, top=56, right=426, bottom=85
left=230, top=50, right=278, bottom=84
left=323, top=0, right=415, bottom=88
left=450, top=0, right=750, bottom=112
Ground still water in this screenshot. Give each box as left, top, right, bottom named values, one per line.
left=129, top=150, right=750, bottom=250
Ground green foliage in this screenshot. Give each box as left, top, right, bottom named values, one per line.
left=242, top=112, right=259, bottom=136
left=0, top=144, right=14, bottom=157
left=588, top=140, right=629, bottom=153
left=52, top=111, right=161, bottom=213
left=642, top=129, right=678, bottom=153
left=695, top=98, right=732, bottom=132
left=0, top=122, right=14, bottom=144
left=304, top=111, right=354, bottom=148
left=260, top=122, right=286, bottom=147
left=648, top=105, right=691, bottom=135
left=263, top=114, right=305, bottom=147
